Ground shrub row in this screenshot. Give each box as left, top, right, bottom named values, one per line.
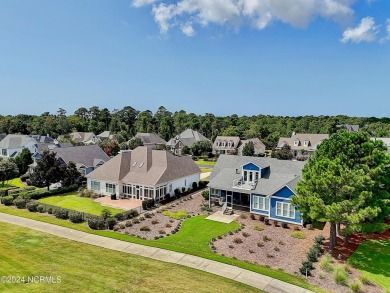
left=18, top=184, right=79, bottom=200
left=299, top=235, right=325, bottom=276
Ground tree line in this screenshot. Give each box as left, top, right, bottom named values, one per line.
left=1, top=106, right=390, bottom=148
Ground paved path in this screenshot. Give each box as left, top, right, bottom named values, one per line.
left=200, top=172, right=211, bottom=180
left=0, top=213, right=313, bottom=293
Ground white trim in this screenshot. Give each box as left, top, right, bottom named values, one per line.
left=276, top=202, right=295, bottom=219
left=269, top=216, right=303, bottom=226
left=271, top=196, right=292, bottom=200
left=267, top=184, right=296, bottom=198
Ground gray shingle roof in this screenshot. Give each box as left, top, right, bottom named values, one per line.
left=167, top=129, right=210, bottom=148
left=208, top=155, right=305, bottom=195
left=52, top=145, right=110, bottom=168
left=213, top=136, right=241, bottom=150
left=87, top=146, right=201, bottom=186
left=135, top=133, right=166, bottom=145
left=277, top=133, right=329, bottom=151
left=0, top=134, right=37, bottom=149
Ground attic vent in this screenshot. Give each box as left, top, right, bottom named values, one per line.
left=132, top=162, right=137, bottom=167
left=139, top=163, right=144, bottom=167
left=236, top=168, right=239, bottom=174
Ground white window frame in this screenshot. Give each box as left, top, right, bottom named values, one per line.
left=91, top=180, right=100, bottom=191
left=276, top=201, right=295, bottom=219
left=253, top=196, right=269, bottom=211
left=294, top=139, right=300, bottom=146
left=106, top=183, right=116, bottom=194
left=1, top=149, right=7, bottom=156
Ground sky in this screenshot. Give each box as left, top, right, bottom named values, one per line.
left=0, top=0, right=389, bottom=117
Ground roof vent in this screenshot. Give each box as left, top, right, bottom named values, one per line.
left=132, top=162, right=137, bottom=167
left=139, top=163, right=144, bottom=167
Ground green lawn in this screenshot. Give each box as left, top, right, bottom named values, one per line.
left=0, top=222, right=260, bottom=293
left=348, top=239, right=390, bottom=292
left=200, top=167, right=213, bottom=173
left=158, top=215, right=239, bottom=253
left=195, top=160, right=216, bottom=166
left=0, top=205, right=320, bottom=292
left=0, top=178, right=24, bottom=189
left=37, top=193, right=124, bottom=216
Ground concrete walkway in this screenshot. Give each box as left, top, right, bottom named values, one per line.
left=200, top=172, right=211, bottom=180
left=0, top=213, right=313, bottom=293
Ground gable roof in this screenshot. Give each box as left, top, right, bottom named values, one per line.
left=208, top=155, right=305, bottom=195
left=277, top=133, right=329, bottom=151
left=87, top=146, right=201, bottom=186
left=68, top=132, right=97, bottom=143
left=52, top=145, right=110, bottom=168
left=337, top=124, right=360, bottom=132
left=239, top=138, right=266, bottom=152
left=213, top=136, right=241, bottom=150
left=0, top=134, right=37, bottom=149
left=135, top=133, right=166, bottom=145
left=31, top=135, right=55, bottom=143
left=167, top=129, right=210, bottom=148
left=97, top=131, right=113, bottom=140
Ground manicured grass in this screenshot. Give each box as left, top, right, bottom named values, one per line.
left=195, top=160, right=216, bottom=166
left=348, top=239, right=390, bottom=292
left=37, top=193, right=124, bottom=216
left=0, top=222, right=260, bottom=293
left=158, top=215, right=239, bottom=253
left=200, top=167, right=213, bottom=173
left=0, top=205, right=321, bottom=292
left=0, top=178, right=24, bottom=189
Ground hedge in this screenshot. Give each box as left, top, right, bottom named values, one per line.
left=1, top=196, right=14, bottom=206
left=19, top=184, right=79, bottom=200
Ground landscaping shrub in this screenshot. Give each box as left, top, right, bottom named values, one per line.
left=133, top=219, right=140, bottom=224
left=228, top=245, right=234, bottom=249
left=87, top=216, right=106, bottom=230
left=349, top=280, right=363, bottom=292
left=181, top=187, right=185, bottom=193
left=250, top=214, right=256, bottom=220
left=151, top=219, right=159, bottom=225
left=242, top=232, right=250, bottom=237
left=165, top=223, right=172, bottom=228
left=358, top=275, right=373, bottom=285
left=257, top=242, right=264, bottom=247
left=240, top=214, right=247, bottom=219
left=144, top=212, right=152, bottom=218
left=201, top=204, right=212, bottom=212
left=125, top=221, right=132, bottom=227
left=192, top=181, right=198, bottom=190
left=233, top=237, right=243, bottom=244
left=1, top=195, right=14, bottom=206
left=162, top=210, right=188, bottom=220
left=201, top=190, right=209, bottom=200
left=14, top=197, right=27, bottom=209
left=47, top=207, right=53, bottom=214
left=274, top=246, right=280, bottom=252
left=23, top=184, right=79, bottom=200
left=26, top=201, right=39, bottom=212
left=158, top=230, right=166, bottom=235
left=291, top=231, right=306, bottom=239
left=299, top=261, right=313, bottom=276
left=37, top=205, right=45, bottom=213
left=334, top=267, right=348, bottom=286
left=319, top=253, right=334, bottom=272
left=139, top=216, right=145, bottom=221
left=266, top=253, right=274, bottom=258
left=79, top=188, right=99, bottom=198
left=24, top=186, right=36, bottom=191
left=69, top=212, right=83, bottom=223
left=54, top=208, right=69, bottom=219
left=174, top=188, right=181, bottom=198
left=253, top=225, right=264, bottom=231
left=8, top=189, right=22, bottom=198
left=262, top=235, right=271, bottom=242
left=140, top=226, right=150, bottom=232
left=101, top=209, right=112, bottom=220
left=307, top=247, right=320, bottom=262
left=314, top=235, right=325, bottom=245
left=20, top=173, right=30, bottom=182
left=106, top=217, right=117, bottom=230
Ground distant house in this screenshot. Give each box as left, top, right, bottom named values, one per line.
left=135, top=133, right=166, bottom=148
left=58, top=132, right=100, bottom=144
left=212, top=136, right=241, bottom=155
left=0, top=134, right=37, bottom=159
left=29, top=145, right=110, bottom=176
left=166, top=129, right=210, bottom=155
left=276, top=132, right=329, bottom=159
left=336, top=124, right=360, bottom=132
left=97, top=131, right=114, bottom=140
left=213, top=136, right=266, bottom=156
left=86, top=146, right=201, bottom=200
left=371, top=137, right=390, bottom=153
left=208, top=155, right=305, bottom=225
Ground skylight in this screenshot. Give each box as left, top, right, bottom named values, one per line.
left=132, top=162, right=137, bottom=167
left=139, top=163, right=144, bottom=167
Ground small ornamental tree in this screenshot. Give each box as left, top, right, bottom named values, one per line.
left=0, top=160, right=19, bottom=187
left=30, top=151, right=64, bottom=190
left=274, top=145, right=293, bottom=160
left=191, top=140, right=212, bottom=156
left=63, top=161, right=81, bottom=186
left=292, top=131, right=390, bottom=250
left=14, top=148, right=33, bottom=175
left=242, top=141, right=255, bottom=156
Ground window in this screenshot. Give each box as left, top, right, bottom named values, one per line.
left=169, top=184, right=172, bottom=193
left=294, top=139, right=300, bottom=146
left=91, top=181, right=100, bottom=191
left=123, top=184, right=132, bottom=195
left=253, top=196, right=269, bottom=211
left=1, top=149, right=6, bottom=156
left=304, top=140, right=309, bottom=147
left=276, top=202, right=295, bottom=219
left=106, top=183, right=116, bottom=194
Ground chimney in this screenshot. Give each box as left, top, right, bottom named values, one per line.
left=292, top=132, right=296, bottom=136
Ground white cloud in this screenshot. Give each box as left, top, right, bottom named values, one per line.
left=132, top=0, right=157, bottom=8
left=141, top=0, right=356, bottom=35
left=379, top=18, right=390, bottom=43
left=341, top=16, right=379, bottom=43
left=181, top=22, right=196, bottom=36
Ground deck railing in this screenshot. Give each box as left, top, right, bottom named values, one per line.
left=232, top=178, right=257, bottom=190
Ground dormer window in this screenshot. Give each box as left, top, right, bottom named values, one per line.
left=294, top=139, right=300, bottom=146
left=304, top=139, right=309, bottom=147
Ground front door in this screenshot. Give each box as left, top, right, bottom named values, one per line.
left=136, top=186, right=140, bottom=199
left=226, top=191, right=233, bottom=208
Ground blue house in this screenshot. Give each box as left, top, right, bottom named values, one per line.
left=207, top=155, right=306, bottom=225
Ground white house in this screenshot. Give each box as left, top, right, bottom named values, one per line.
left=86, top=146, right=201, bottom=200
left=0, top=134, right=37, bottom=159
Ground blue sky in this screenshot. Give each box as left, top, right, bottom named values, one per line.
left=0, top=0, right=389, bottom=117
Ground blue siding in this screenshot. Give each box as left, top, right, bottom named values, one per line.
left=242, top=162, right=260, bottom=171
left=273, top=186, right=295, bottom=199
left=269, top=197, right=302, bottom=224
left=250, top=193, right=269, bottom=215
